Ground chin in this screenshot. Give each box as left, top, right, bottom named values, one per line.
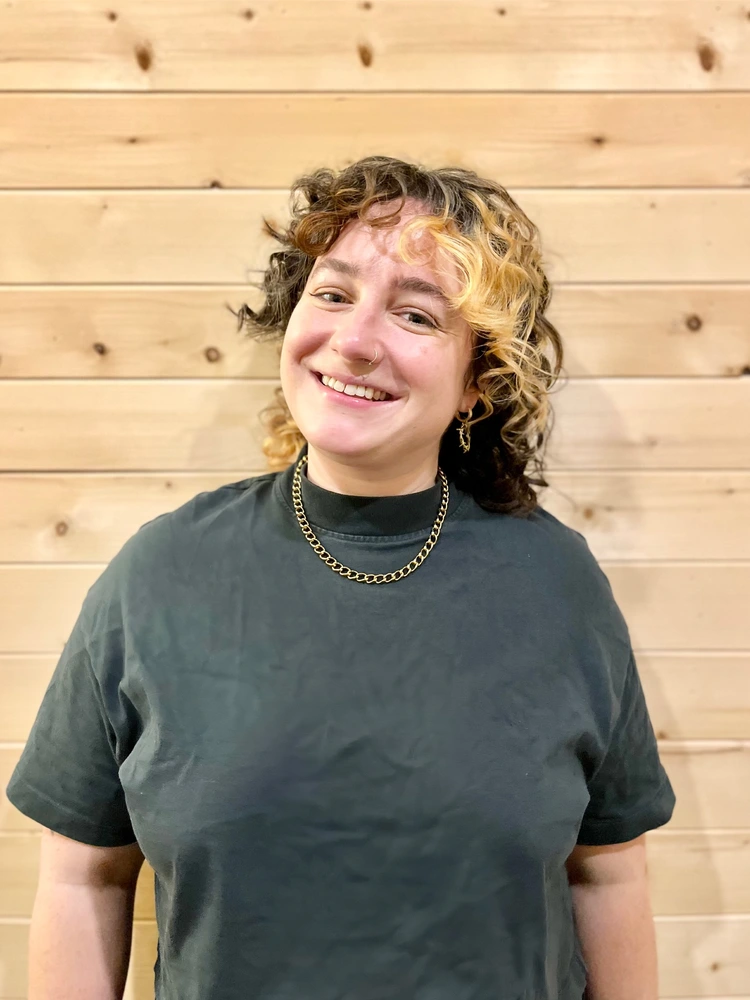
left=303, top=426, right=385, bottom=460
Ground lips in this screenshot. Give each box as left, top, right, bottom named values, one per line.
left=311, top=369, right=399, bottom=406
left=313, top=370, right=397, bottom=401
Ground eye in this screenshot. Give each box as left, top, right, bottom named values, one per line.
left=402, top=311, right=436, bottom=329
left=311, top=291, right=437, bottom=329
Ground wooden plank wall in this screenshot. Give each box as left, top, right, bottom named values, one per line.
left=1, top=1, right=749, bottom=996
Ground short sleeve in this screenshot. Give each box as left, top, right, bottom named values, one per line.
left=576, top=648, right=676, bottom=846
left=5, top=586, right=137, bottom=848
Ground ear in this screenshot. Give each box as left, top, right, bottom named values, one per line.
left=459, top=382, right=482, bottom=415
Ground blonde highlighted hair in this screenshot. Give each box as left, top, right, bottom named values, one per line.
left=229, top=155, right=565, bottom=516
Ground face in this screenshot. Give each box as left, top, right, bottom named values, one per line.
left=279, top=198, right=480, bottom=474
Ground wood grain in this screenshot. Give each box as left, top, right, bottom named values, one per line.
left=1, top=190, right=749, bottom=283
left=0, top=1, right=748, bottom=92
left=2, top=93, right=750, bottom=188
left=1, top=285, right=747, bottom=379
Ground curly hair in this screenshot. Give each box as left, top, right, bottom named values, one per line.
left=228, top=155, right=566, bottom=517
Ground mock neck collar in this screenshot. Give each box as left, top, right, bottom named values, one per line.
left=275, top=442, right=464, bottom=537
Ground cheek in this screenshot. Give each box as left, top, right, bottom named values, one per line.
left=282, top=306, right=326, bottom=364
left=405, top=343, right=463, bottom=398
left=278, top=334, right=296, bottom=384
left=404, top=341, right=439, bottom=382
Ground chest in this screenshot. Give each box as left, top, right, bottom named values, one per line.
left=116, top=569, right=594, bottom=875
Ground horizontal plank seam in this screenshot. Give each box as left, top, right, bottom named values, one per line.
left=2, top=375, right=749, bottom=385
left=2, top=87, right=750, bottom=94
left=2, top=649, right=742, bottom=658
left=6, top=467, right=750, bottom=473
left=4, top=560, right=750, bottom=569
left=5, top=913, right=750, bottom=927
left=3, top=89, right=750, bottom=96
left=2, top=470, right=750, bottom=479
left=3, top=739, right=749, bottom=751
left=1, top=281, right=749, bottom=289
left=2, top=184, right=750, bottom=193
left=0, top=827, right=747, bottom=839
left=3, top=279, right=750, bottom=288
left=3, top=184, right=750, bottom=192
left=3, top=377, right=750, bottom=385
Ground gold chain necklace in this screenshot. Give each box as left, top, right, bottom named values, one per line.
left=291, top=453, right=450, bottom=585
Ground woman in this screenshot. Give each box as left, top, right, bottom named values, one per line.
left=7, top=156, right=675, bottom=999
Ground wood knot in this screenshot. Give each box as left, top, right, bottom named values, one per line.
left=357, top=42, right=373, bottom=67
left=685, top=314, right=702, bottom=331
left=93, top=342, right=108, bottom=355
left=55, top=521, right=69, bottom=536
left=697, top=40, right=717, bottom=72
left=135, top=42, right=153, bottom=72
left=204, top=346, right=222, bottom=363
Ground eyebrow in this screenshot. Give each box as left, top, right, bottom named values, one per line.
left=311, top=257, right=452, bottom=306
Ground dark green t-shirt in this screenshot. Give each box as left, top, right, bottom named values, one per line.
left=6, top=442, right=675, bottom=999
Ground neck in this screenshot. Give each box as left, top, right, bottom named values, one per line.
left=304, top=443, right=440, bottom=496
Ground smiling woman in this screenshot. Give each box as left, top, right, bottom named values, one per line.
left=7, top=154, right=675, bottom=1000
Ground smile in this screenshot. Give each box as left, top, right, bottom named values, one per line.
left=314, top=370, right=397, bottom=403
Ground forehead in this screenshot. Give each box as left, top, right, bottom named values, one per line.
left=312, top=200, right=461, bottom=293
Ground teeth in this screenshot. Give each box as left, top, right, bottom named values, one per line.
left=321, top=374, right=390, bottom=401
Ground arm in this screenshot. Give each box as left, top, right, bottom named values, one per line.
left=28, top=828, right=146, bottom=1000
left=566, top=835, right=659, bottom=1000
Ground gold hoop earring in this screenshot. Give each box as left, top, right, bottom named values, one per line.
left=456, top=410, right=472, bottom=453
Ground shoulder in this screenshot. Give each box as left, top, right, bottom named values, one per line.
left=531, top=506, right=630, bottom=652
left=132, top=470, right=276, bottom=552
left=524, top=505, right=602, bottom=570
left=460, top=493, right=602, bottom=576
left=531, top=506, right=619, bottom=600
left=140, top=471, right=278, bottom=540
left=460, top=496, right=629, bottom=647
left=80, top=472, right=279, bottom=630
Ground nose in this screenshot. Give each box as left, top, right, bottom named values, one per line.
left=326, top=298, right=382, bottom=368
